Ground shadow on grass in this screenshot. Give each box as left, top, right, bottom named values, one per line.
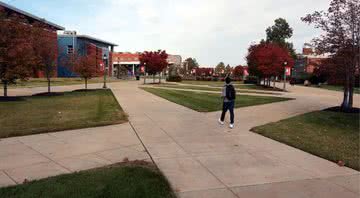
left=73, top=88, right=107, bottom=92
left=0, top=97, right=25, bottom=102
left=324, top=106, right=360, bottom=114
left=0, top=89, right=108, bottom=102
left=32, top=92, right=65, bottom=97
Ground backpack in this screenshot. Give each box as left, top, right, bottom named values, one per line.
left=225, top=84, right=236, bottom=100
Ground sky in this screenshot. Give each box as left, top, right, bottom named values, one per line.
left=3, top=0, right=330, bottom=66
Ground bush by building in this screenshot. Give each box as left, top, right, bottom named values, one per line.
left=167, top=75, right=182, bottom=82
left=244, top=76, right=258, bottom=84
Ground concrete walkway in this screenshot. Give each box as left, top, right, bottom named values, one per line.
left=0, top=81, right=359, bottom=198
left=112, top=81, right=359, bottom=198
left=0, top=124, right=151, bottom=186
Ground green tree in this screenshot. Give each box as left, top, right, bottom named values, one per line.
left=225, top=64, right=232, bottom=74
left=183, top=57, right=199, bottom=74
left=215, top=62, right=225, bottom=75
left=266, top=18, right=297, bottom=58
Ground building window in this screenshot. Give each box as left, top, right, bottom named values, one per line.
left=67, top=45, right=74, bottom=54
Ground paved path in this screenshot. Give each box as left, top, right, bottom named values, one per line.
left=112, top=82, right=359, bottom=198
left=0, top=81, right=359, bottom=198
left=0, top=124, right=151, bottom=187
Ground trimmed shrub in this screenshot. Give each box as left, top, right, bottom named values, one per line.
left=212, top=76, right=219, bottom=81
left=244, top=76, right=258, bottom=84
left=167, top=75, right=182, bottom=82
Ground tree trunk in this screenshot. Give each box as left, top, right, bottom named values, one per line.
left=159, top=73, right=162, bottom=84
left=349, top=75, right=354, bottom=108
left=144, top=73, right=146, bottom=84
left=341, top=67, right=353, bottom=111
left=3, top=81, right=8, bottom=97
left=117, top=65, right=120, bottom=79
left=153, top=74, right=155, bottom=83
left=273, top=77, right=276, bottom=88
left=85, top=78, right=88, bottom=90
left=47, top=77, right=51, bottom=93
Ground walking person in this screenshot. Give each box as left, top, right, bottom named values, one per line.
left=218, top=76, right=236, bottom=129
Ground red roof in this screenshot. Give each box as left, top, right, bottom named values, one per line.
left=112, top=52, right=140, bottom=62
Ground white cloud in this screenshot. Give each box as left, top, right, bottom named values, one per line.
left=61, top=0, right=331, bottom=66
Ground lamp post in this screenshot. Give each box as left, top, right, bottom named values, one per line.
left=143, top=62, right=147, bottom=84
left=103, top=54, right=108, bottom=89
left=283, top=61, right=288, bottom=91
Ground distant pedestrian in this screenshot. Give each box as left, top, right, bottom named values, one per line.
left=218, top=76, right=236, bottom=129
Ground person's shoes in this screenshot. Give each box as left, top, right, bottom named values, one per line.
left=218, top=118, right=224, bottom=125
left=229, top=123, right=234, bottom=129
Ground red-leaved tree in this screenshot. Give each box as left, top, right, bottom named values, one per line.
left=233, top=65, right=244, bottom=79
left=195, top=67, right=214, bottom=76
left=139, top=50, right=168, bottom=84
left=246, top=42, right=294, bottom=87
left=302, top=0, right=359, bottom=111
left=67, top=53, right=98, bottom=90
left=0, top=9, right=37, bottom=97
left=32, top=22, right=58, bottom=93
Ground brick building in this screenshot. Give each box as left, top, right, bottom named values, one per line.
left=292, top=44, right=329, bottom=79
left=112, top=52, right=141, bottom=78
left=0, top=1, right=65, bottom=77
left=112, top=52, right=182, bottom=78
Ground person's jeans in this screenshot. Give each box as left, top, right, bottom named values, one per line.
left=220, top=101, right=234, bottom=124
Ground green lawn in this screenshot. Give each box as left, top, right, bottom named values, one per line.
left=154, top=84, right=281, bottom=95
left=0, top=89, right=127, bottom=138
left=142, top=87, right=292, bottom=112
left=178, top=80, right=283, bottom=91
left=251, top=110, right=360, bottom=170
left=211, top=84, right=284, bottom=91
left=0, top=162, right=176, bottom=198
left=7, top=77, right=124, bottom=89
left=302, top=84, right=360, bottom=94
left=179, top=80, right=243, bottom=86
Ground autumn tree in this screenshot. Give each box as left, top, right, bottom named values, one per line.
left=233, top=65, right=244, bottom=79
left=0, top=10, right=36, bottom=97
left=139, top=50, right=168, bottom=84
left=246, top=42, right=294, bottom=87
left=302, top=0, right=360, bottom=111
left=183, top=57, right=199, bottom=75
left=32, top=23, right=58, bottom=93
left=195, top=67, right=214, bottom=76
left=67, top=53, right=98, bottom=90
left=266, top=18, right=297, bottom=59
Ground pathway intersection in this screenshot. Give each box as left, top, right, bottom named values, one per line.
left=0, top=81, right=359, bottom=198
